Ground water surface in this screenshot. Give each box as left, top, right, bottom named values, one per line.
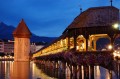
left=0, top=61, right=119, bottom=79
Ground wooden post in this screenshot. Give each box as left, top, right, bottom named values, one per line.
left=84, top=27, right=89, bottom=51
left=68, top=35, right=70, bottom=50
left=108, top=33, right=116, bottom=51
left=13, top=19, right=31, bottom=62
left=74, top=29, right=77, bottom=51
left=90, top=65, right=94, bottom=79
left=93, top=40, right=97, bottom=51
left=84, top=65, right=89, bottom=79
left=84, top=35, right=89, bottom=51
left=78, top=66, right=82, bottom=79
left=73, top=65, right=77, bottom=79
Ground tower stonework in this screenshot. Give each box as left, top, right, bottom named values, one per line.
left=13, top=19, right=31, bottom=61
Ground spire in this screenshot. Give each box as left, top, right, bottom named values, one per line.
left=79, top=5, right=82, bottom=13
left=110, top=0, right=113, bottom=6
left=13, top=19, right=31, bottom=38
left=80, top=7, right=82, bottom=13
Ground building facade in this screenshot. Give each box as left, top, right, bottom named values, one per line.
left=0, top=40, right=4, bottom=53
left=0, top=39, right=14, bottom=55
left=0, top=39, right=45, bottom=55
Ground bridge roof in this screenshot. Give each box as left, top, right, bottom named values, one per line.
left=63, top=6, right=119, bottom=33
left=13, top=19, right=31, bottom=38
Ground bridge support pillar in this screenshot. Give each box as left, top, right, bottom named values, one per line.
left=73, top=65, right=77, bottom=79
left=45, top=61, right=49, bottom=68
left=68, top=64, right=73, bottom=78
left=60, top=61, right=66, bottom=74
left=108, top=70, right=112, bottom=79
left=90, top=65, right=94, bottom=79
left=53, top=61, right=56, bottom=69
left=78, top=66, right=82, bottom=79
left=58, top=61, right=66, bottom=79
left=84, top=65, right=89, bottom=79
left=118, top=63, right=120, bottom=79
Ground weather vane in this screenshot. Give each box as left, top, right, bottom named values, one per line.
left=110, top=0, right=113, bottom=6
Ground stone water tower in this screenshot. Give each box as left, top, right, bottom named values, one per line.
left=13, top=19, right=31, bottom=61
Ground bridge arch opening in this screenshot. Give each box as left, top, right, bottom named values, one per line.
left=76, top=35, right=86, bottom=51
left=89, top=34, right=111, bottom=51
left=96, top=38, right=110, bottom=51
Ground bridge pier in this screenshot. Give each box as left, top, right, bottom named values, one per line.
left=78, top=66, right=82, bottom=79
left=54, top=61, right=59, bottom=78
left=108, top=70, right=112, bottom=79
left=77, top=65, right=94, bottom=79
left=66, top=63, right=78, bottom=79
left=72, top=65, right=77, bottom=79
left=67, top=63, right=73, bottom=79
left=118, top=63, right=120, bottom=79
left=119, top=63, right=120, bottom=79
left=84, top=65, right=89, bottom=79
left=46, top=61, right=50, bottom=68
left=49, top=61, right=54, bottom=77
left=58, top=61, right=66, bottom=79
left=90, top=65, right=94, bottom=79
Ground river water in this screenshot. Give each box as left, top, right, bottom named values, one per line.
left=0, top=61, right=119, bottom=79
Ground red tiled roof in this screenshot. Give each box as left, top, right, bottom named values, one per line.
left=13, top=19, right=31, bottom=38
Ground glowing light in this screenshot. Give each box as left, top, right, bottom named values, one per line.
left=4, top=56, right=7, bottom=58
left=113, top=23, right=119, bottom=29
left=113, top=50, right=120, bottom=58
left=108, top=45, right=112, bottom=50
left=76, top=46, right=79, bottom=50
left=113, top=52, right=116, bottom=56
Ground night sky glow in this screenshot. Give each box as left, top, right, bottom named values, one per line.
left=0, top=0, right=120, bottom=37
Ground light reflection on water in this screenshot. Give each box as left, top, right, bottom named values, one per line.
left=10, top=61, right=30, bottom=79
left=31, top=62, right=56, bottom=79
left=0, top=61, right=119, bottom=79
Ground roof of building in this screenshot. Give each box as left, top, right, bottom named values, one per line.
left=63, top=6, right=119, bottom=33
left=13, top=19, right=31, bottom=38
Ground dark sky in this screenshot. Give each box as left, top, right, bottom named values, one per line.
left=0, top=0, right=120, bottom=37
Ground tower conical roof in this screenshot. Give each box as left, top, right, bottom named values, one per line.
left=13, top=19, right=31, bottom=38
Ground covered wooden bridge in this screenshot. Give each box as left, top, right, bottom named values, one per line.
left=33, top=6, right=120, bottom=64
left=32, top=6, right=120, bottom=79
